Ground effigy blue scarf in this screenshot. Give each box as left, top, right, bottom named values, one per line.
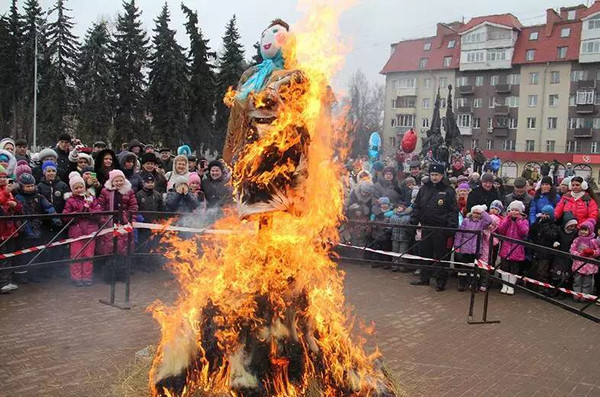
left=236, top=51, right=285, bottom=100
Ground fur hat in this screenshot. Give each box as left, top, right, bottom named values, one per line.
left=470, top=172, right=480, bottom=181
left=38, top=148, right=58, bottom=161
left=403, top=177, right=416, bottom=186
left=428, top=163, right=444, bottom=174
left=0, top=149, right=16, bottom=176
left=42, top=160, right=57, bottom=173
left=15, top=160, right=32, bottom=179
left=188, top=173, right=201, bottom=185
left=141, top=152, right=158, bottom=165
left=171, top=175, right=189, bottom=189
left=0, top=137, right=15, bottom=150
left=560, top=176, right=572, bottom=187
left=357, top=180, right=375, bottom=196
left=457, top=175, right=468, bottom=184
left=382, top=166, right=395, bottom=176
left=18, top=172, right=35, bottom=186
left=507, top=200, right=526, bottom=215
left=207, top=159, right=223, bottom=172
left=76, top=153, right=94, bottom=168
left=68, top=171, right=85, bottom=191
left=490, top=200, right=504, bottom=213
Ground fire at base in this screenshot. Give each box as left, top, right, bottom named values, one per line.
left=148, top=2, right=397, bottom=396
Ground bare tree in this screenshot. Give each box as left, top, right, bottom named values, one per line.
left=346, top=69, right=383, bottom=157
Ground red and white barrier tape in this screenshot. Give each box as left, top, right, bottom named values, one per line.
left=338, top=243, right=598, bottom=302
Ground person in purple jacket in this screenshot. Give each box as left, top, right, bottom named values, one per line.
left=454, top=204, right=492, bottom=291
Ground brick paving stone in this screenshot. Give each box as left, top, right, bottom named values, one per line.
left=1, top=261, right=600, bottom=396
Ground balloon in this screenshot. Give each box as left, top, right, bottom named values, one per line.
left=401, top=128, right=417, bottom=153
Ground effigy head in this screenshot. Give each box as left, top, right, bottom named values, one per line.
left=260, top=19, right=290, bottom=60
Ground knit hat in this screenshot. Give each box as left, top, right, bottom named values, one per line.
left=481, top=173, right=494, bottom=183
left=105, top=169, right=127, bottom=190
left=540, top=176, right=553, bottom=185
left=81, top=166, right=94, bottom=174
left=357, top=180, right=375, bottom=195
left=403, top=177, right=416, bottom=186
left=490, top=200, right=504, bottom=213
left=507, top=200, right=526, bottom=215
left=141, top=152, right=158, bottom=165
left=58, top=133, right=72, bottom=142
left=471, top=204, right=487, bottom=214
left=428, top=163, right=445, bottom=174
left=188, top=173, right=201, bottom=185
left=458, top=183, right=470, bottom=191
left=42, top=160, right=57, bottom=173
left=560, top=176, right=572, bottom=187
left=372, top=161, right=384, bottom=172
left=378, top=197, right=390, bottom=205
left=579, top=219, right=596, bottom=231
left=38, top=148, right=58, bottom=161
left=68, top=171, right=85, bottom=191
left=18, top=172, right=35, bottom=185
left=0, top=164, right=6, bottom=176
left=142, top=174, right=155, bottom=183
left=513, top=177, right=527, bottom=188
left=382, top=166, right=395, bottom=176
left=15, top=160, right=32, bottom=179
left=457, top=175, right=468, bottom=184
left=541, top=204, right=555, bottom=219
left=177, top=144, right=192, bottom=156
left=563, top=212, right=578, bottom=229
left=172, top=175, right=189, bottom=189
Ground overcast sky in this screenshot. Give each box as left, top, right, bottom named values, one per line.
left=3, top=0, right=579, bottom=92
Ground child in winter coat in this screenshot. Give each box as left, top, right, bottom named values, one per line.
left=14, top=173, right=61, bottom=282
left=188, top=173, right=206, bottom=213
left=97, top=170, right=138, bottom=256
left=0, top=165, right=22, bottom=293
left=62, top=172, right=102, bottom=286
left=529, top=204, right=560, bottom=294
left=570, top=219, right=600, bottom=301
left=165, top=176, right=200, bottom=213
left=370, top=196, right=395, bottom=221
left=497, top=200, right=530, bottom=295
left=454, top=204, right=493, bottom=291
left=135, top=174, right=165, bottom=270
left=482, top=200, right=503, bottom=265
left=549, top=212, right=578, bottom=299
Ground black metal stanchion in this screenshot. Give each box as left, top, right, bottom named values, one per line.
left=99, top=210, right=131, bottom=310
left=469, top=232, right=500, bottom=325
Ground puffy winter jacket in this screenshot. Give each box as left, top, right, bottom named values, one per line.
left=497, top=216, right=529, bottom=261
left=554, top=192, right=599, bottom=225
left=201, top=177, right=233, bottom=208
left=529, top=218, right=560, bottom=260
left=454, top=211, right=492, bottom=255
left=118, top=151, right=143, bottom=193
left=571, top=235, right=600, bottom=275
left=53, top=145, right=73, bottom=182
left=529, top=193, right=559, bottom=225
left=14, top=190, right=59, bottom=239
left=96, top=187, right=138, bottom=255
left=410, top=180, right=458, bottom=228
left=62, top=194, right=102, bottom=239
left=165, top=191, right=199, bottom=213
left=37, top=178, right=69, bottom=213
left=0, top=185, right=22, bottom=240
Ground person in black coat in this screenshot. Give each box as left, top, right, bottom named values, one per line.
left=54, top=133, right=74, bottom=183
left=93, top=148, right=119, bottom=193
left=466, top=173, right=499, bottom=212
left=529, top=205, right=560, bottom=293
left=548, top=212, right=578, bottom=299
left=410, top=163, right=458, bottom=291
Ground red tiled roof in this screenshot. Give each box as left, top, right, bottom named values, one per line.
left=460, top=13, right=523, bottom=34
left=380, top=35, right=460, bottom=74
left=513, top=21, right=581, bottom=64
left=581, top=1, right=600, bottom=19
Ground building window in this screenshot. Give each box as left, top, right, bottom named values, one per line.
left=496, top=116, right=508, bottom=128
left=548, top=117, right=558, bottom=129
left=457, top=114, right=471, bottom=128
left=422, top=118, right=429, bottom=128
left=475, top=76, right=484, bottom=86
left=456, top=97, right=467, bottom=107
left=466, top=51, right=484, bottom=63
left=473, top=118, right=481, bottom=128
left=525, top=140, right=535, bottom=152
left=486, top=139, right=493, bottom=150
left=448, top=40, right=456, bottom=48
left=594, top=118, right=600, bottom=129
left=487, top=118, right=493, bottom=130
left=490, top=75, right=499, bottom=86
left=529, top=31, right=539, bottom=40
left=456, top=76, right=469, bottom=87
left=528, top=95, right=538, bottom=107
left=557, top=46, right=568, bottom=59
left=566, top=140, right=582, bottom=153
left=487, top=50, right=507, bottom=62
left=507, top=74, right=520, bottom=85
left=473, top=98, right=482, bottom=108
left=546, top=140, right=555, bottom=152
left=443, top=56, right=452, bottom=67
left=582, top=40, right=600, bottom=54
left=549, top=94, right=559, bottom=107
left=561, top=27, right=571, bottom=38
left=506, top=96, right=519, bottom=108
left=489, top=97, right=497, bottom=108
left=509, top=118, right=518, bottom=129
left=470, top=139, right=479, bottom=149
left=398, top=78, right=416, bottom=88
left=502, top=140, right=516, bottom=151
left=550, top=71, right=560, bottom=84
left=422, top=98, right=430, bottom=108
left=439, top=77, right=447, bottom=88
left=529, top=72, right=539, bottom=85
left=396, top=96, right=416, bottom=108
left=419, top=58, right=428, bottom=69
left=567, top=10, right=576, bottom=20
left=569, top=94, right=576, bottom=106
left=398, top=114, right=415, bottom=127
left=424, top=42, right=431, bottom=51
left=589, top=18, right=600, bottom=30
left=424, top=78, right=431, bottom=88
left=391, top=119, right=396, bottom=127
left=527, top=117, right=536, bottom=129
left=577, top=90, right=595, bottom=104
left=526, top=49, right=535, bottom=61
left=464, top=32, right=484, bottom=43
left=571, top=70, right=589, bottom=81
left=592, top=142, right=600, bottom=153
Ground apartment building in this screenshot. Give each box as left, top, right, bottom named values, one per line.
left=381, top=1, right=600, bottom=181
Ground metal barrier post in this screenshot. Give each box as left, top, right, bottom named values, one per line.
left=469, top=232, right=500, bottom=325
left=99, top=210, right=131, bottom=310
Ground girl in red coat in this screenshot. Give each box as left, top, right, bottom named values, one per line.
left=97, top=170, right=138, bottom=256
left=554, top=176, right=599, bottom=226
left=63, top=172, right=102, bottom=286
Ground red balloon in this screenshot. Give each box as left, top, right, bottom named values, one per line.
left=401, top=128, right=417, bottom=153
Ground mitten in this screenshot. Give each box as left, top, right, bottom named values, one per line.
left=553, top=241, right=560, bottom=248
left=582, top=248, right=594, bottom=257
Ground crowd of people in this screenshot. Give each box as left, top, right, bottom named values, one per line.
left=0, top=134, right=233, bottom=293
left=342, top=153, right=600, bottom=301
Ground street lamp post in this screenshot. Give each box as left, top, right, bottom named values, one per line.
left=33, top=29, right=38, bottom=150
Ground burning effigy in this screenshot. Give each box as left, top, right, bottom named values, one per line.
left=148, top=2, right=398, bottom=396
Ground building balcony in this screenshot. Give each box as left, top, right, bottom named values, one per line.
left=396, top=87, right=417, bottom=97
left=494, top=105, right=510, bottom=115
left=458, top=85, right=475, bottom=95
left=493, top=127, right=509, bottom=137
left=394, top=106, right=417, bottom=114
left=577, top=80, right=596, bottom=89
left=576, top=104, right=596, bottom=114
left=457, top=105, right=473, bottom=113
left=495, top=84, right=512, bottom=94
left=574, top=127, right=593, bottom=138
left=459, top=126, right=473, bottom=136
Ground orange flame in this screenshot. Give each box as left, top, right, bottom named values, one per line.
left=148, top=1, right=393, bottom=396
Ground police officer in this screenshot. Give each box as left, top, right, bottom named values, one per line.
left=409, top=163, right=458, bottom=291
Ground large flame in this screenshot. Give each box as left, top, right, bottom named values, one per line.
left=148, top=1, right=393, bottom=395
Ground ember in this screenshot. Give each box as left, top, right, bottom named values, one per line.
left=148, top=1, right=397, bottom=395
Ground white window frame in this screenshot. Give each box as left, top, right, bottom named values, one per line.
left=546, top=140, right=555, bottom=152
left=422, top=98, right=430, bottom=109
left=424, top=42, right=431, bottom=51
left=529, top=72, right=539, bottom=85
left=567, top=10, right=576, bottom=20
left=419, top=58, right=428, bottom=69
left=526, top=49, right=535, bottom=61
left=528, top=95, right=538, bottom=107
left=507, top=74, right=520, bottom=85
left=525, top=140, right=535, bottom=152
left=557, top=46, right=568, bottom=59
left=589, top=18, right=600, bottom=30
left=439, top=77, right=447, bottom=88
left=456, top=76, right=469, bottom=87
left=443, top=56, right=452, bottom=67
left=422, top=118, right=430, bottom=128
left=509, top=118, right=518, bottom=129
left=473, top=98, right=482, bottom=108
left=549, top=94, right=559, bottom=107
left=475, top=76, right=484, bottom=86
left=490, top=75, right=499, bottom=86
left=456, top=97, right=467, bottom=107
left=502, top=140, right=515, bottom=151
left=582, top=40, right=600, bottom=54
left=548, top=117, right=557, bottom=129
left=506, top=96, right=519, bottom=108
left=550, top=71, right=560, bottom=84
left=527, top=117, right=536, bottom=129
left=592, top=142, right=599, bottom=154
left=398, top=114, right=415, bottom=127
left=561, top=27, right=571, bottom=38
left=473, top=118, right=481, bottom=129
left=577, top=90, right=595, bottom=105
left=529, top=32, right=539, bottom=40
left=466, top=51, right=484, bottom=63
left=457, top=114, right=471, bottom=128
left=398, top=78, right=416, bottom=88
left=424, top=78, right=431, bottom=89
left=448, top=40, right=456, bottom=49
left=486, top=139, right=493, bottom=150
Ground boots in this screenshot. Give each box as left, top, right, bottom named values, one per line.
left=500, top=272, right=509, bottom=294
left=506, top=275, right=516, bottom=295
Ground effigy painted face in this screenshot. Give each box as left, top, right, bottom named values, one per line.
left=260, top=24, right=289, bottom=59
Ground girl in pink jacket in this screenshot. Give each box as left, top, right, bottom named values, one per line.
left=496, top=200, right=529, bottom=295
left=63, top=172, right=102, bottom=286
left=570, top=219, right=600, bottom=301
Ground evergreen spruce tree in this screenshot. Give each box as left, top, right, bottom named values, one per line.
left=214, top=15, right=245, bottom=152
left=77, top=21, right=113, bottom=143
left=46, top=0, right=79, bottom=140
left=0, top=1, right=23, bottom=137
left=111, top=0, right=149, bottom=148
left=251, top=41, right=263, bottom=66
left=148, top=3, right=188, bottom=146
left=181, top=3, right=216, bottom=151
